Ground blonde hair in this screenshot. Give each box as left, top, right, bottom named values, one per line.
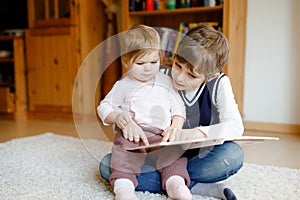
left=120, top=24, right=161, bottom=67
left=175, top=24, right=229, bottom=81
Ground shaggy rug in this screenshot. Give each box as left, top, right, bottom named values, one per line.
left=0, top=133, right=299, bottom=200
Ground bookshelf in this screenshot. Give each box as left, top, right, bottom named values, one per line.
left=118, top=0, right=247, bottom=114
left=0, top=35, right=27, bottom=119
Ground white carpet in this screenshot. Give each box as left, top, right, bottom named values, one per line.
left=0, top=133, right=299, bottom=200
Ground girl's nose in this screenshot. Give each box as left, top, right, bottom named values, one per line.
left=144, top=64, right=151, bottom=71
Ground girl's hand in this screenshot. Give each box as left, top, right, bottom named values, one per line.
left=161, top=126, right=181, bottom=142
left=177, top=128, right=207, bottom=141
left=122, top=120, right=149, bottom=146
left=115, top=112, right=131, bottom=129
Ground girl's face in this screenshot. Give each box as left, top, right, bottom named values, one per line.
left=171, top=58, right=205, bottom=91
left=128, top=51, right=160, bottom=82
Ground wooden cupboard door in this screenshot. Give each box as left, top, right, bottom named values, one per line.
left=25, top=27, right=78, bottom=117
left=27, top=0, right=78, bottom=28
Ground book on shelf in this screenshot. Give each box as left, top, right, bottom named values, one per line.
left=158, top=21, right=221, bottom=64
left=127, top=135, right=279, bottom=151
left=157, top=27, right=172, bottom=62
left=130, top=0, right=160, bottom=11
left=171, top=22, right=190, bottom=61
left=164, top=30, right=177, bottom=62
left=190, top=0, right=223, bottom=7
left=129, top=0, right=224, bottom=12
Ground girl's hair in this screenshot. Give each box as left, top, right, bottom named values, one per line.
left=174, top=24, right=229, bottom=81
left=120, top=24, right=161, bottom=67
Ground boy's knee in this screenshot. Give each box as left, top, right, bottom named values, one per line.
left=225, top=142, right=244, bottom=164
left=99, top=153, right=112, bottom=181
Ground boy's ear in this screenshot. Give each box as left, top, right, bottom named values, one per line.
left=208, top=73, right=219, bottom=81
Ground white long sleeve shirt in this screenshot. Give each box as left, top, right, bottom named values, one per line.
left=97, top=73, right=185, bottom=130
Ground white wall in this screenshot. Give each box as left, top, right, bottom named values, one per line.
left=243, top=0, right=300, bottom=124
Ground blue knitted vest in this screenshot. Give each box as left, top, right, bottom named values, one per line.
left=160, top=66, right=225, bottom=129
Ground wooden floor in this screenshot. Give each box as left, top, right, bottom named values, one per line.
left=0, top=118, right=299, bottom=169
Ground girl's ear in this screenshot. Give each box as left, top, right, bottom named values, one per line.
left=122, top=60, right=129, bottom=69
left=124, top=63, right=131, bottom=70
left=126, top=59, right=135, bottom=70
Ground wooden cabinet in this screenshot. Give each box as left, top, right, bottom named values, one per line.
left=0, top=36, right=27, bottom=119
left=25, top=0, right=106, bottom=119
left=27, top=0, right=77, bottom=27
left=26, top=27, right=78, bottom=117
left=118, top=0, right=247, bottom=113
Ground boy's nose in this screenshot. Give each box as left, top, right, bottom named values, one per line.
left=176, top=72, right=185, bottom=82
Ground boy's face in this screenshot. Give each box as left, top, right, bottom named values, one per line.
left=171, top=58, right=205, bottom=91
left=128, top=50, right=160, bottom=82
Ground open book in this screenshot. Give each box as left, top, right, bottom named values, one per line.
left=127, top=136, right=279, bottom=151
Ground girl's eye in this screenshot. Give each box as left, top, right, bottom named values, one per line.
left=136, top=62, right=144, bottom=65
left=189, top=74, right=197, bottom=79
left=151, top=61, right=158, bottom=64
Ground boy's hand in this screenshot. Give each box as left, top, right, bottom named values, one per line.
left=122, top=120, right=149, bottom=146
left=176, top=128, right=207, bottom=141
left=115, top=112, right=131, bottom=129
left=161, top=126, right=181, bottom=142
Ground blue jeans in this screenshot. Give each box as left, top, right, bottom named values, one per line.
left=99, top=142, right=244, bottom=194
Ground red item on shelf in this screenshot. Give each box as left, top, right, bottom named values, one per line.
left=146, top=0, right=155, bottom=10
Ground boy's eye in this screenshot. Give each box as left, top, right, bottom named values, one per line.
left=151, top=61, right=158, bottom=64
left=174, top=62, right=182, bottom=69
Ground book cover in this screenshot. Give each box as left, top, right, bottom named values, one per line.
left=127, top=136, right=279, bottom=151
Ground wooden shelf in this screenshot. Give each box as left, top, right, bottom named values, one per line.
left=0, top=35, right=21, bottom=41
left=0, top=57, right=14, bottom=63
left=0, top=36, right=19, bottom=63
left=0, top=83, right=14, bottom=88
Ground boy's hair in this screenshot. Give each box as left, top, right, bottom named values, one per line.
left=120, top=24, right=161, bottom=67
left=175, top=24, right=229, bottom=81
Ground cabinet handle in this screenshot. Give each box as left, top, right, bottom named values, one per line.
left=54, top=58, right=58, bottom=65
left=55, top=84, right=60, bottom=91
